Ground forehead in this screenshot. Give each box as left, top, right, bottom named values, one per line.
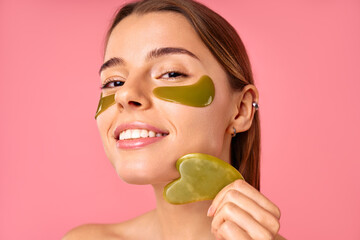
left=105, top=12, right=210, bottom=62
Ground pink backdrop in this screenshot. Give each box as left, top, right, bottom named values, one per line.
left=1, top=0, right=359, bottom=239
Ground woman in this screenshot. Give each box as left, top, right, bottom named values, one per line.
left=64, top=0, right=284, bottom=239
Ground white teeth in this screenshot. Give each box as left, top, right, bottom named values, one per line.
left=125, top=129, right=131, bottom=139
left=118, top=129, right=166, bottom=140
left=131, top=129, right=141, bottom=139
left=120, top=131, right=125, bottom=140
left=149, top=131, right=155, bottom=137
left=140, top=129, right=148, bottom=138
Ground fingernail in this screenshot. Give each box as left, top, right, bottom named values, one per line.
left=207, top=205, right=213, bottom=216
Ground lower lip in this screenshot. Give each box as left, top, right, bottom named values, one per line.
left=116, top=136, right=166, bottom=149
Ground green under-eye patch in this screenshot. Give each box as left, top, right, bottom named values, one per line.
left=163, top=153, right=244, bottom=204
left=94, top=93, right=116, bottom=119
left=153, top=75, right=215, bottom=107
left=95, top=75, right=215, bottom=118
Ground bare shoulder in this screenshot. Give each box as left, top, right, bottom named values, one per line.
left=62, top=223, right=121, bottom=240
left=62, top=210, right=157, bottom=240
left=275, top=234, right=287, bottom=240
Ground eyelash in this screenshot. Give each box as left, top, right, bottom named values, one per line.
left=159, top=70, right=188, bottom=80
left=100, top=71, right=188, bottom=89
left=100, top=78, right=125, bottom=89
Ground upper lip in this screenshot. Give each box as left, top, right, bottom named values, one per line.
left=113, top=121, right=169, bottom=139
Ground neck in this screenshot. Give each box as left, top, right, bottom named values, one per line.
left=151, top=183, right=215, bottom=240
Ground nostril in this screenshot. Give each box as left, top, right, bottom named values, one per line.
left=129, top=101, right=141, bottom=107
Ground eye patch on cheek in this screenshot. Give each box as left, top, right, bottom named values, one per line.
left=153, top=75, right=215, bottom=107
left=95, top=93, right=115, bottom=119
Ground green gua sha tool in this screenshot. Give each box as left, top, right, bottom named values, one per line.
left=153, top=75, right=215, bottom=107
left=95, top=93, right=116, bottom=119
left=164, top=153, right=244, bottom=204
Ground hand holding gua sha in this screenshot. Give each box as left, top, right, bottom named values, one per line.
left=164, top=153, right=244, bottom=204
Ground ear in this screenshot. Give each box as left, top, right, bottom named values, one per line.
left=226, top=84, right=259, bottom=135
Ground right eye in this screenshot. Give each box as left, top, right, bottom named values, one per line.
left=160, top=71, right=188, bottom=80
left=101, top=80, right=125, bottom=89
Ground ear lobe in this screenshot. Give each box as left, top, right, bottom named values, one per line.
left=228, top=85, right=259, bottom=134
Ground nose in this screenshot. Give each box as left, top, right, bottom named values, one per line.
left=114, top=76, right=152, bottom=111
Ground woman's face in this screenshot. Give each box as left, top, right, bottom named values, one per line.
left=97, top=12, right=238, bottom=184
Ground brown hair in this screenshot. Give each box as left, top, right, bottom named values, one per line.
left=103, top=0, right=261, bottom=190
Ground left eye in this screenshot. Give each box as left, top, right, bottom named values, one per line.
left=101, top=80, right=124, bottom=89
left=161, top=71, right=187, bottom=79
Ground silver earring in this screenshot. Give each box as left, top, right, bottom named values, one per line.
left=231, top=127, right=237, bottom=137
left=252, top=102, right=259, bottom=110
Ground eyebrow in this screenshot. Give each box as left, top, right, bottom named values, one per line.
left=98, top=47, right=200, bottom=75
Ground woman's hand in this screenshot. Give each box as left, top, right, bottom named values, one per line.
left=207, top=179, right=281, bottom=240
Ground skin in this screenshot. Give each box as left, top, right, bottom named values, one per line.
left=63, top=12, right=284, bottom=240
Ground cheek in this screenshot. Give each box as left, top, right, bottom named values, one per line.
left=166, top=103, right=231, bottom=157
left=96, top=110, right=116, bottom=160
left=96, top=113, right=111, bottom=139
left=154, top=78, right=233, bottom=157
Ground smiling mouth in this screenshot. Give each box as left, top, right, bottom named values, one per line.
left=118, top=129, right=169, bottom=140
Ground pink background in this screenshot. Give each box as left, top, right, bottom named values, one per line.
left=1, top=0, right=359, bottom=239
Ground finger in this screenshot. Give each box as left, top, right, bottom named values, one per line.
left=215, top=189, right=280, bottom=235
left=215, top=220, right=252, bottom=240
left=211, top=202, right=274, bottom=240
left=209, top=179, right=281, bottom=219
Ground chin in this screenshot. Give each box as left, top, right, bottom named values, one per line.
left=112, top=157, right=180, bottom=185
